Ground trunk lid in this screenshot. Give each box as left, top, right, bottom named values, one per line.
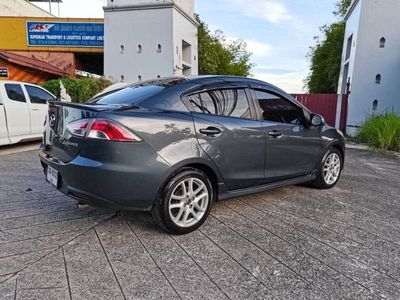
left=43, top=102, right=117, bottom=163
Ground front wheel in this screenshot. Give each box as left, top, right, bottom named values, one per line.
left=152, top=168, right=213, bottom=234
left=310, top=148, right=343, bottom=189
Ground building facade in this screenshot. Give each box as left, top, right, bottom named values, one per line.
left=104, top=0, right=198, bottom=83
left=336, top=0, right=400, bottom=136
left=0, top=0, right=104, bottom=83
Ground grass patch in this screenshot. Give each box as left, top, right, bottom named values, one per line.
left=357, top=113, right=400, bottom=152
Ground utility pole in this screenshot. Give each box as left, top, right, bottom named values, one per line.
left=49, top=0, right=52, bottom=14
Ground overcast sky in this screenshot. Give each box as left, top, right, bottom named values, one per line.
left=34, top=0, right=338, bottom=93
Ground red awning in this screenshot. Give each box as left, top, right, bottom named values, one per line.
left=0, top=51, right=69, bottom=77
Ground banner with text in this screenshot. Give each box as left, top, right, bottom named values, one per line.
left=27, top=21, right=104, bottom=48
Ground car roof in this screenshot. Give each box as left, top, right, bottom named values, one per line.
left=135, top=75, right=284, bottom=93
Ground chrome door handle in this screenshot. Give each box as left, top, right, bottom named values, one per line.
left=199, top=127, right=222, bottom=137
left=268, top=130, right=282, bottom=138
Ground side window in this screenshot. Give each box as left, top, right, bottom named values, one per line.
left=25, top=85, right=54, bottom=104
left=5, top=84, right=26, bottom=103
left=255, top=90, right=304, bottom=125
left=187, top=94, right=203, bottom=113
left=188, top=89, right=251, bottom=119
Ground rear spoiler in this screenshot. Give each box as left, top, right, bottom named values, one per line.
left=48, top=101, right=139, bottom=112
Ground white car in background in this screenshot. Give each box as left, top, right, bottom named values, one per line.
left=0, top=81, right=55, bottom=146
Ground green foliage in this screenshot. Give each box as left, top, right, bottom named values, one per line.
left=305, top=0, right=352, bottom=93
left=334, top=0, right=353, bottom=18
left=42, top=77, right=112, bottom=103
left=357, top=113, right=400, bottom=152
left=306, top=22, right=346, bottom=93
left=197, top=15, right=254, bottom=77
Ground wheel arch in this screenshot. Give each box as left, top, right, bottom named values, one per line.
left=155, top=158, right=224, bottom=206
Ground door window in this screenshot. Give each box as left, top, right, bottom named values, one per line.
left=25, top=85, right=55, bottom=104
left=187, top=94, right=203, bottom=113
left=188, top=89, right=251, bottom=119
left=5, top=84, right=26, bottom=103
left=255, top=90, right=305, bottom=125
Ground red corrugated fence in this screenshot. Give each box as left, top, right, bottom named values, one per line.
left=291, top=94, right=339, bottom=127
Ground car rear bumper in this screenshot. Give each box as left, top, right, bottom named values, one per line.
left=39, top=144, right=170, bottom=211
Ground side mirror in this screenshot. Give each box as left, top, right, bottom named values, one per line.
left=310, top=114, right=325, bottom=127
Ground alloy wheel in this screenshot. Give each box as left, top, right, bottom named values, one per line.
left=168, top=177, right=209, bottom=228
left=323, top=153, right=341, bottom=185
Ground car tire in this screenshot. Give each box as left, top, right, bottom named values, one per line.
left=152, top=168, right=213, bottom=234
left=310, top=147, right=343, bottom=189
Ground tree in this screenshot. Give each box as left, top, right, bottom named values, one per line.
left=306, top=22, right=346, bottom=93
left=197, top=16, right=254, bottom=76
left=334, top=0, right=353, bottom=18
left=305, top=0, right=352, bottom=93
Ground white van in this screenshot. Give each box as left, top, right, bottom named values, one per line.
left=0, top=81, right=56, bottom=146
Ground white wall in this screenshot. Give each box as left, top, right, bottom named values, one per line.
left=174, top=0, right=194, bottom=16
left=173, top=9, right=198, bottom=76
left=107, top=0, right=170, bottom=5
left=335, top=0, right=361, bottom=129
left=104, top=7, right=174, bottom=83
left=104, top=0, right=198, bottom=83
left=106, top=0, right=194, bottom=16
left=339, top=0, right=400, bottom=136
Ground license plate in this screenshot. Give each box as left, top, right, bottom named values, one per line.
left=47, top=166, right=58, bottom=187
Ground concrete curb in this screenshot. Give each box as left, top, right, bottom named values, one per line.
left=346, top=142, right=400, bottom=160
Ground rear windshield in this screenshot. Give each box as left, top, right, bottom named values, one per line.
left=88, top=85, right=165, bottom=105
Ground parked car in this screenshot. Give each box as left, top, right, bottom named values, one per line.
left=0, top=81, right=55, bottom=146
left=39, top=76, right=345, bottom=234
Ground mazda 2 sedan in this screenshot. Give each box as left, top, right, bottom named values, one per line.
left=39, top=76, right=345, bottom=234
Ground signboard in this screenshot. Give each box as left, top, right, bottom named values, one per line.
left=0, top=67, right=8, bottom=78
left=27, top=21, right=104, bottom=48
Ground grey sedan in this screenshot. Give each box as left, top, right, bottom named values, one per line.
left=39, top=76, right=345, bottom=234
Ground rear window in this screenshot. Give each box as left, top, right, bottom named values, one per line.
left=88, top=85, right=165, bottom=105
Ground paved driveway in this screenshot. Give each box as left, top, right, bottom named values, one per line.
left=0, top=148, right=399, bottom=299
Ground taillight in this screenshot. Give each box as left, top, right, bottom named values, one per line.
left=67, top=119, right=142, bottom=142
left=66, top=119, right=91, bottom=137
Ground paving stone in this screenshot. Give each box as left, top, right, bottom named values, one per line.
left=224, top=198, right=400, bottom=299
left=201, top=215, right=328, bottom=299
left=0, top=207, right=109, bottom=231
left=173, top=222, right=275, bottom=299
left=0, top=214, right=114, bottom=243
left=63, top=229, right=124, bottom=299
left=0, top=232, right=76, bottom=258
left=125, top=212, right=230, bottom=300
left=16, top=249, right=69, bottom=293
left=95, top=216, right=179, bottom=299
left=0, top=250, right=48, bottom=277
left=0, top=277, right=16, bottom=300
left=17, top=288, right=68, bottom=300
left=211, top=203, right=373, bottom=299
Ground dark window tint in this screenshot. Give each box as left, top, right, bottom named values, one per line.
left=88, top=78, right=187, bottom=105
left=89, top=85, right=165, bottom=105
left=5, top=84, right=26, bottom=102
left=187, top=94, right=203, bottom=113
left=25, top=85, right=54, bottom=104
left=189, top=89, right=251, bottom=119
left=255, top=90, right=304, bottom=125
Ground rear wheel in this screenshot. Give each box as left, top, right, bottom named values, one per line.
left=310, top=148, right=342, bottom=189
left=152, top=168, right=213, bottom=234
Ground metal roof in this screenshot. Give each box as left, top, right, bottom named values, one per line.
left=0, top=51, right=69, bottom=77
